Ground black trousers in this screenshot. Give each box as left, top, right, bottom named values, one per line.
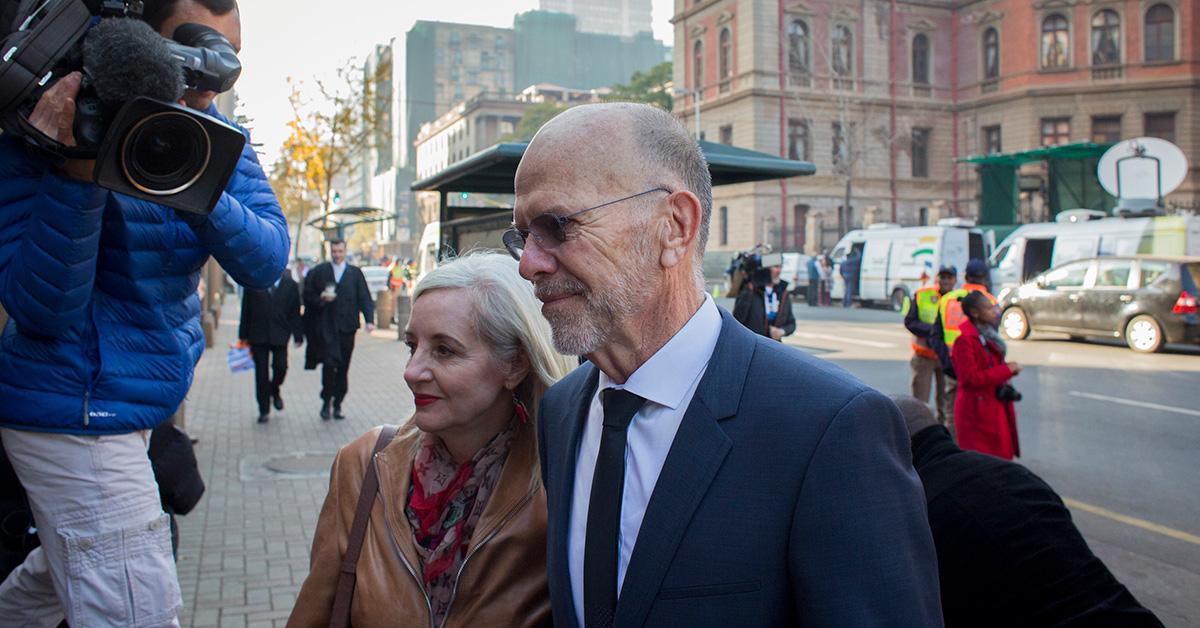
left=806, top=282, right=818, bottom=306
left=321, top=331, right=357, bottom=406
left=250, top=344, right=288, bottom=414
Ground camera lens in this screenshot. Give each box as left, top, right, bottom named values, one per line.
left=121, top=112, right=211, bottom=195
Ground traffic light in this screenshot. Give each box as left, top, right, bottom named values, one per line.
left=459, top=192, right=470, bottom=200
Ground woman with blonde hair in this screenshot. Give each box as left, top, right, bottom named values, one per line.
left=290, top=251, right=574, bottom=628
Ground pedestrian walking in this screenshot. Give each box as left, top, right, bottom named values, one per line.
left=303, top=240, right=375, bottom=421
left=732, top=253, right=796, bottom=341
left=892, top=395, right=1162, bottom=627
left=239, top=270, right=304, bottom=423
left=290, top=252, right=574, bottom=628
left=806, top=254, right=820, bottom=306
left=903, top=266, right=957, bottom=432
left=951, top=290, right=1021, bottom=460
left=840, top=249, right=861, bottom=308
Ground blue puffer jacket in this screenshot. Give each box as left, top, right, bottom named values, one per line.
left=0, top=110, right=290, bottom=434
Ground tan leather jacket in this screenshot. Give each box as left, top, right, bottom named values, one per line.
left=288, top=422, right=550, bottom=628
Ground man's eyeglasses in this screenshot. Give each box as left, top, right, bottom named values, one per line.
left=502, top=187, right=670, bottom=261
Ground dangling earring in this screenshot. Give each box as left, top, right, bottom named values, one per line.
left=513, top=394, right=529, bottom=424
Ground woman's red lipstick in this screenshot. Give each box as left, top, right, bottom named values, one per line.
left=414, top=394, right=440, bottom=407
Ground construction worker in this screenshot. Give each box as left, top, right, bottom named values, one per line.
left=930, top=259, right=997, bottom=439
left=902, top=266, right=958, bottom=427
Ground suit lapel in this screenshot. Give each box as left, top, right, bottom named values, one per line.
left=549, top=365, right=599, bottom=628
left=614, top=310, right=756, bottom=628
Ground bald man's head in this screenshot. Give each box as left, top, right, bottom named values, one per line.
left=517, top=103, right=713, bottom=255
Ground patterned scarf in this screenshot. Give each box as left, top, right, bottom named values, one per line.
left=405, top=422, right=515, bottom=625
left=975, top=319, right=1008, bottom=356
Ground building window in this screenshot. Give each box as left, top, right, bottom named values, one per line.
left=1041, top=14, right=1070, bottom=69
left=831, top=25, right=853, bottom=78
left=692, top=39, right=704, bottom=96
left=719, top=28, right=732, bottom=93
left=1040, top=117, right=1071, bottom=146
left=983, top=125, right=1002, bottom=154
left=719, top=124, right=733, bottom=145
left=793, top=204, right=808, bottom=251
left=1091, top=115, right=1121, bottom=144
left=911, top=33, right=930, bottom=85
left=911, top=127, right=931, bottom=178
left=983, top=28, right=1000, bottom=80
left=1091, top=10, right=1120, bottom=65
left=1144, top=4, right=1175, bottom=62
left=918, top=206, right=929, bottom=226
left=788, top=19, right=811, bottom=83
left=787, top=118, right=810, bottom=161
left=1144, top=112, right=1175, bottom=143
left=832, top=122, right=850, bottom=168
left=719, top=206, right=728, bottom=246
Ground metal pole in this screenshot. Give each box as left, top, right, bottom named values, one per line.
left=694, top=89, right=701, bottom=138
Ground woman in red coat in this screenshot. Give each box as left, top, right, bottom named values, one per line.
left=951, top=290, right=1023, bottom=459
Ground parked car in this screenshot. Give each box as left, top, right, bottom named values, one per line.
left=998, top=256, right=1200, bottom=353
left=361, top=266, right=391, bottom=296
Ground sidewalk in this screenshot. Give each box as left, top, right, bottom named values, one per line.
left=176, top=298, right=411, bottom=627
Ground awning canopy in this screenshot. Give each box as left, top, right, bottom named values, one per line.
left=411, top=139, right=816, bottom=194
left=958, top=142, right=1113, bottom=166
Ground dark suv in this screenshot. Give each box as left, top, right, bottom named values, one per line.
left=998, top=256, right=1200, bottom=353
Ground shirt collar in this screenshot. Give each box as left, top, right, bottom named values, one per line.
left=597, top=294, right=722, bottom=411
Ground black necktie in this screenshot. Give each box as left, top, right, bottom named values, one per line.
left=584, top=388, right=646, bottom=628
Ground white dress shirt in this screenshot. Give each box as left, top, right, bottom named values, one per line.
left=569, top=295, right=722, bottom=626
left=332, top=261, right=346, bottom=283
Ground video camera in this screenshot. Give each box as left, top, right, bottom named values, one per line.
left=0, top=0, right=245, bottom=214
left=727, top=244, right=776, bottom=295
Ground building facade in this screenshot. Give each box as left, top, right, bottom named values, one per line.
left=673, top=0, right=1199, bottom=254
left=541, top=0, right=654, bottom=37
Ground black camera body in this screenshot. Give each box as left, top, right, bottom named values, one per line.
left=996, top=384, right=1023, bottom=403
left=0, top=0, right=244, bottom=214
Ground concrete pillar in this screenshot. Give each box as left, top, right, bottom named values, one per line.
left=928, top=200, right=950, bottom=224
left=804, top=210, right=826, bottom=255
left=862, top=205, right=884, bottom=228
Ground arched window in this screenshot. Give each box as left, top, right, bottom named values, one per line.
left=1091, top=10, right=1120, bottom=65
left=1144, top=4, right=1175, bottom=62
left=831, top=25, right=853, bottom=77
left=692, top=39, right=704, bottom=96
left=982, top=28, right=1000, bottom=80
left=1041, top=14, right=1070, bottom=69
left=788, top=19, right=810, bottom=80
left=911, top=33, right=930, bottom=85
left=719, top=28, right=732, bottom=92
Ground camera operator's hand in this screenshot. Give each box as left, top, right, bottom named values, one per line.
left=769, top=326, right=785, bottom=341
left=28, top=72, right=95, bottom=182
left=1007, top=361, right=1022, bottom=375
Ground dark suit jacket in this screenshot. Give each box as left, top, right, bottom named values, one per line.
left=239, top=273, right=302, bottom=347
left=302, top=262, right=375, bottom=334
left=538, top=308, right=943, bottom=628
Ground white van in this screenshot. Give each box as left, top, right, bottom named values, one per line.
left=830, top=219, right=991, bottom=309
left=989, top=213, right=1200, bottom=298
left=416, top=221, right=440, bottom=284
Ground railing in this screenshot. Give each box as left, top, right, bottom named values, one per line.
left=1092, top=66, right=1123, bottom=80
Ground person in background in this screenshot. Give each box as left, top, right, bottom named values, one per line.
left=239, top=269, right=304, bottom=424
left=805, top=254, right=820, bottom=306
left=732, top=253, right=796, bottom=341
left=951, top=290, right=1020, bottom=460
left=303, top=239, right=375, bottom=421
left=840, top=249, right=861, bottom=308
left=818, top=254, right=833, bottom=306
left=929, top=259, right=996, bottom=430
left=290, top=252, right=574, bottom=627
left=903, top=266, right=957, bottom=435
left=891, top=395, right=1163, bottom=627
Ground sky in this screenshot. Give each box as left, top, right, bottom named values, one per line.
left=236, top=0, right=676, bottom=167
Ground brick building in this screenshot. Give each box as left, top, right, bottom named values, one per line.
left=673, top=0, right=1199, bottom=254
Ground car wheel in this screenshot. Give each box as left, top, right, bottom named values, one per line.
left=1125, top=315, right=1164, bottom=353
left=890, top=288, right=907, bottom=312
left=1001, top=307, right=1030, bottom=340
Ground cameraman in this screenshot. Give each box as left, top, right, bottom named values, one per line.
left=0, top=1, right=287, bottom=625
left=732, top=253, right=796, bottom=341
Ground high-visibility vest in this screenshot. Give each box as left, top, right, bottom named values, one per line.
left=905, top=287, right=943, bottom=359
left=939, top=283, right=997, bottom=349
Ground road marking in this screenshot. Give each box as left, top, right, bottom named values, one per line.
left=790, top=332, right=895, bottom=348
left=833, top=326, right=907, bottom=338
left=1063, top=498, right=1200, bottom=546
left=1068, top=391, right=1200, bottom=417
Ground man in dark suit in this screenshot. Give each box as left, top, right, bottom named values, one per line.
left=302, top=239, right=375, bottom=420
left=240, top=270, right=304, bottom=423
left=507, top=103, right=941, bottom=627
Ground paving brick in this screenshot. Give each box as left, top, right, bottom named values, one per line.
left=175, top=297, right=414, bottom=626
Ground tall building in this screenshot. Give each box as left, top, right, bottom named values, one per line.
left=541, top=0, right=653, bottom=37
left=674, top=0, right=1199, bottom=254
left=514, top=11, right=669, bottom=92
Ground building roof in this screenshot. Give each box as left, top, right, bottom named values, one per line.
left=411, top=139, right=817, bottom=193
left=958, top=142, right=1113, bottom=166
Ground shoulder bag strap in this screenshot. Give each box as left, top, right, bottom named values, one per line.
left=329, top=424, right=400, bottom=628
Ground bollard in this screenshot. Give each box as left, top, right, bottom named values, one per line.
left=394, top=293, right=412, bottom=340
left=375, top=290, right=394, bottom=331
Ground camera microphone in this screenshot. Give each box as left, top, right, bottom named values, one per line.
left=81, top=18, right=184, bottom=106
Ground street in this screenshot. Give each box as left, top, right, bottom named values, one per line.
left=176, top=296, right=1199, bottom=626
